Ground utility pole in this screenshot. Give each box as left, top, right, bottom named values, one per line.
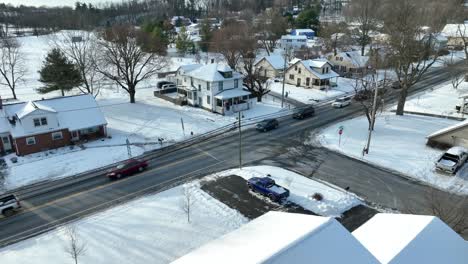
left=364, top=77, right=380, bottom=155
left=238, top=111, right=243, bottom=169
left=281, top=46, right=291, bottom=108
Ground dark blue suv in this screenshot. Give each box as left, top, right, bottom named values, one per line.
left=247, top=177, right=290, bottom=202
left=256, top=119, right=279, bottom=132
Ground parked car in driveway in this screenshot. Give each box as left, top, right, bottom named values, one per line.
left=256, top=119, right=279, bottom=132
left=107, top=159, right=148, bottom=180
left=0, top=194, right=21, bottom=217
left=331, top=96, right=352, bottom=108
left=293, top=106, right=315, bottom=119
left=247, top=177, right=289, bottom=202
left=435, top=147, right=468, bottom=174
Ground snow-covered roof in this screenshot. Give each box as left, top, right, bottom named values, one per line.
left=332, top=51, right=370, bottom=67
left=172, top=211, right=378, bottom=264
left=177, top=64, right=202, bottom=74
left=289, top=58, right=302, bottom=65
left=214, top=89, right=251, bottom=100
left=353, top=214, right=468, bottom=264
left=2, top=94, right=107, bottom=138
left=427, top=119, right=468, bottom=139
left=442, top=24, right=468, bottom=38
left=281, top=35, right=307, bottom=40
left=293, top=29, right=315, bottom=33
left=298, top=59, right=340, bottom=79
left=185, top=64, right=243, bottom=82
left=255, top=55, right=286, bottom=70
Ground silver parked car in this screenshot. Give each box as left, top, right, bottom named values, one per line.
left=435, top=147, right=468, bottom=174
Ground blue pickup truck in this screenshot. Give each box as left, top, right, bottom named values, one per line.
left=247, top=177, right=290, bottom=202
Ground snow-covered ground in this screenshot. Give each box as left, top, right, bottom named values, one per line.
left=315, top=113, right=468, bottom=194
left=214, top=166, right=362, bottom=217
left=0, top=166, right=361, bottom=264
left=0, top=33, right=285, bottom=192
left=397, top=81, right=468, bottom=118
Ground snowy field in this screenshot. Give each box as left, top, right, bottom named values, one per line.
left=214, top=166, right=362, bottom=217
left=315, top=113, right=468, bottom=194
left=0, top=166, right=360, bottom=264
left=397, top=81, right=468, bottom=118
left=0, top=33, right=284, bottom=192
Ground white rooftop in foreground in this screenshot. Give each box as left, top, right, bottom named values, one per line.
left=172, top=211, right=378, bottom=264
left=353, top=213, right=468, bottom=264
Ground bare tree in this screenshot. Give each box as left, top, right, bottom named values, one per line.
left=0, top=37, right=26, bottom=99
left=64, top=226, right=87, bottom=264
left=353, top=74, right=387, bottom=130
left=180, top=185, right=196, bottom=223
left=320, top=22, right=352, bottom=56
left=96, top=25, right=168, bottom=103
left=451, top=72, right=464, bottom=90
left=382, top=0, right=442, bottom=115
left=242, top=50, right=271, bottom=102
left=255, top=9, right=288, bottom=55
left=51, top=31, right=102, bottom=97
left=344, top=0, right=380, bottom=56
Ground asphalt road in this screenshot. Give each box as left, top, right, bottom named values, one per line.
left=0, top=63, right=467, bottom=247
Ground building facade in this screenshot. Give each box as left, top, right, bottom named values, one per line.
left=285, top=59, right=339, bottom=89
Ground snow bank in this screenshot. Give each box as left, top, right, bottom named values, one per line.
left=315, top=113, right=468, bottom=194
left=214, top=166, right=362, bottom=217
left=0, top=183, right=248, bottom=264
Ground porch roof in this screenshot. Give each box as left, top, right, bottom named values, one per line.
left=214, top=89, right=251, bottom=100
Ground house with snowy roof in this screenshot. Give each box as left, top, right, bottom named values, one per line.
left=174, top=63, right=253, bottom=115
left=254, top=55, right=286, bottom=79
left=442, top=24, right=467, bottom=49
left=291, top=28, right=315, bottom=39
left=279, top=35, right=308, bottom=50
left=427, top=119, right=468, bottom=149
left=353, top=213, right=468, bottom=264
left=285, top=59, right=339, bottom=89
left=172, top=211, right=379, bottom=264
left=0, top=94, right=107, bottom=156
left=327, top=51, right=370, bottom=76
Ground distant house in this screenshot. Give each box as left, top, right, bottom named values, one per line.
left=172, top=211, right=379, bottom=264
left=427, top=119, right=468, bottom=149
left=442, top=24, right=467, bottom=49
left=291, top=29, right=315, bottom=39
left=353, top=213, right=468, bottom=264
left=171, top=16, right=192, bottom=26
left=285, top=59, right=339, bottom=89
left=254, top=55, right=286, bottom=78
left=0, top=94, right=107, bottom=156
left=175, top=64, right=253, bottom=115
left=327, top=51, right=370, bottom=76
left=279, top=35, right=308, bottom=50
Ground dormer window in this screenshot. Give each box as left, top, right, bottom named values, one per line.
left=34, top=118, right=40, bottom=127
left=219, top=71, right=233, bottom=78
left=41, top=117, right=47, bottom=125
left=33, top=117, right=48, bottom=127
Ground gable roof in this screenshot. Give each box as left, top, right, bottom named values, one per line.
left=331, top=51, right=370, bottom=67
left=427, top=119, right=468, bottom=139
left=442, top=24, right=468, bottom=38
left=2, top=94, right=107, bottom=138
left=185, top=64, right=243, bottom=82
left=353, top=213, right=468, bottom=264
left=172, top=211, right=378, bottom=264
left=255, top=55, right=286, bottom=70
left=292, top=59, right=340, bottom=79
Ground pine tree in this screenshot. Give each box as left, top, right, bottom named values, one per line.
left=176, top=26, right=194, bottom=55
left=38, top=48, right=83, bottom=96
left=199, top=18, right=212, bottom=52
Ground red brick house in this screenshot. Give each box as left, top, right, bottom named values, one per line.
left=0, top=94, right=108, bottom=156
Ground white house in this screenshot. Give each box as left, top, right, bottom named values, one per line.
left=353, top=213, right=468, bottom=264
left=442, top=24, right=467, bottom=48
left=172, top=212, right=379, bottom=264
left=175, top=64, right=253, bottom=115
left=279, top=35, right=307, bottom=50
left=254, top=55, right=286, bottom=78
left=285, top=59, right=339, bottom=89
left=291, top=28, right=315, bottom=39
left=327, top=51, right=370, bottom=76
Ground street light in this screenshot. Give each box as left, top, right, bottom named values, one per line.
left=236, top=111, right=245, bottom=169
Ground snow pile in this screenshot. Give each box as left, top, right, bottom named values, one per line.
left=215, top=166, right=362, bottom=217
left=0, top=183, right=248, bottom=264
left=316, top=113, right=468, bottom=194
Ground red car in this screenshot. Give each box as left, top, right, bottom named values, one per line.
left=107, top=159, right=148, bottom=179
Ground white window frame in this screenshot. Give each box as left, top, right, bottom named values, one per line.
left=40, top=117, right=47, bottom=126
left=33, top=118, right=40, bottom=127
left=52, top=131, right=63, bottom=140
left=26, top=137, right=36, bottom=145
left=207, top=95, right=211, bottom=105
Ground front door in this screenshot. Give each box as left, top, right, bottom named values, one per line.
left=296, top=78, right=301, bottom=86
left=2, top=136, right=12, bottom=151
left=198, top=97, right=202, bottom=106
left=71, top=131, right=79, bottom=141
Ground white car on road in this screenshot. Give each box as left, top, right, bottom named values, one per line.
left=331, top=97, right=352, bottom=108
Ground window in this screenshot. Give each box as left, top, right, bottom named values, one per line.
left=340, top=57, right=343, bottom=61
left=26, top=137, right=36, bottom=145
left=52, top=131, right=63, bottom=140
left=40, top=117, right=47, bottom=126
left=2, top=136, right=9, bottom=144
left=326, top=67, right=329, bottom=73
left=295, top=66, right=298, bottom=71
left=289, top=74, right=294, bottom=80
left=207, top=82, right=210, bottom=91
left=207, top=95, right=211, bottom=104
left=219, top=81, right=224, bottom=91
left=33, top=118, right=40, bottom=127
left=198, top=84, right=201, bottom=91
left=306, top=78, right=310, bottom=86
left=234, top=79, right=239, bottom=88
left=298, top=68, right=302, bottom=74
left=191, top=77, right=194, bottom=86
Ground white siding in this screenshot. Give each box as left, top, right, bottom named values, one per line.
left=21, top=110, right=60, bottom=135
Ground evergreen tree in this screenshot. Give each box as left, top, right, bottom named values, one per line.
left=295, top=7, right=320, bottom=31
left=199, top=18, right=212, bottom=52
left=176, top=26, right=194, bottom=55
left=38, top=48, right=83, bottom=96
